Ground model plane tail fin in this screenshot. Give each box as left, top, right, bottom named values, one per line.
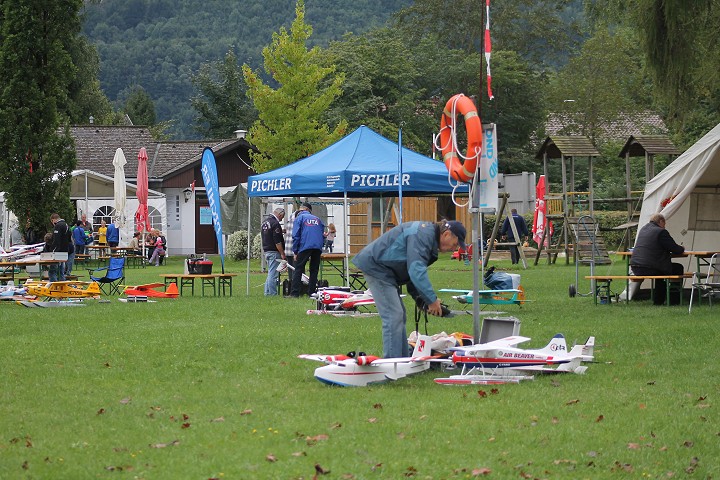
left=411, top=334, right=433, bottom=358
left=568, top=336, right=595, bottom=362
left=538, top=334, right=568, bottom=355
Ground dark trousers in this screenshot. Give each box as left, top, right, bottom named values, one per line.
left=290, top=248, right=321, bottom=297
left=632, top=263, right=684, bottom=305
left=508, top=241, right=520, bottom=264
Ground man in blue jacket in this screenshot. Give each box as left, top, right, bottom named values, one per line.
left=106, top=221, right=120, bottom=247
left=289, top=202, right=325, bottom=297
left=352, top=220, right=466, bottom=358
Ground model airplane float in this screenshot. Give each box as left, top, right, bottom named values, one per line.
left=307, top=286, right=378, bottom=316
left=435, top=334, right=595, bottom=385
left=298, top=334, right=435, bottom=387
left=0, top=242, right=45, bottom=260
left=24, top=280, right=102, bottom=300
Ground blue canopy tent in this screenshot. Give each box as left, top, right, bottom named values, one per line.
left=245, top=125, right=469, bottom=292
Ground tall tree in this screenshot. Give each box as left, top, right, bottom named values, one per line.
left=124, top=85, right=157, bottom=126
left=0, top=0, right=81, bottom=236
left=395, top=0, right=582, bottom=70
left=544, top=27, right=654, bottom=143
left=242, top=0, right=347, bottom=173
left=191, top=49, right=256, bottom=139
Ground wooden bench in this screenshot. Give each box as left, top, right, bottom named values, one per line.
left=585, top=273, right=694, bottom=305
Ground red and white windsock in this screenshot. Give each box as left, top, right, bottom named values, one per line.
left=484, top=0, right=494, bottom=100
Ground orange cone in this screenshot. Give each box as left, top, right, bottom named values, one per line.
left=165, top=282, right=179, bottom=297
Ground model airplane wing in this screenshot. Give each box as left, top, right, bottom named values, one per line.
left=452, top=335, right=532, bottom=352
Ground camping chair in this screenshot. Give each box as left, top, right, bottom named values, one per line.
left=689, top=253, right=720, bottom=313
left=88, top=256, right=126, bottom=295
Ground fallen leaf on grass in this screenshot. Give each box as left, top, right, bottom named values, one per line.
left=472, top=467, right=492, bottom=475
left=119, top=397, right=131, bottom=405
left=341, top=474, right=356, bottom=479
left=22, top=461, right=28, bottom=470
left=627, top=443, right=641, bottom=450
left=477, top=390, right=487, bottom=398
left=552, top=417, right=559, bottom=424
left=404, top=465, right=417, bottom=477
left=97, top=408, right=105, bottom=415
left=181, top=423, right=191, bottom=429
left=266, top=454, right=277, bottom=462
left=611, top=462, right=633, bottom=473
left=240, top=409, right=252, bottom=416
left=314, top=463, right=330, bottom=475
left=565, top=399, right=580, bottom=405
left=330, top=422, right=342, bottom=429
left=306, top=434, right=329, bottom=446
left=210, top=417, right=225, bottom=423
left=373, top=403, right=382, bottom=409
left=682, top=441, right=694, bottom=448
left=368, top=417, right=378, bottom=423
left=292, top=451, right=306, bottom=457
left=149, top=440, right=180, bottom=448
left=595, top=415, right=604, bottom=422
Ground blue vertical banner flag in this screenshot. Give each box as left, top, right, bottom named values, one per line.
left=478, top=123, right=499, bottom=212
left=201, top=147, right=225, bottom=272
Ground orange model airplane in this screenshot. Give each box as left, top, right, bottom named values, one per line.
left=123, top=282, right=179, bottom=298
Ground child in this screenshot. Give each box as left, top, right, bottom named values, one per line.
left=148, top=234, right=165, bottom=266
left=324, top=223, right=336, bottom=253
left=98, top=220, right=107, bottom=245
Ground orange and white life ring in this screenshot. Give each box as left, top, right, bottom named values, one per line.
left=439, top=94, right=482, bottom=183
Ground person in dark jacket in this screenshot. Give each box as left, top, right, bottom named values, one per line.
left=630, top=213, right=685, bottom=305
left=261, top=207, right=286, bottom=296
left=289, top=202, right=325, bottom=297
left=352, top=220, right=466, bottom=358
left=50, top=213, right=71, bottom=281
left=500, top=209, right=529, bottom=264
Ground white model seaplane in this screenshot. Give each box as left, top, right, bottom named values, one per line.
left=0, top=242, right=45, bottom=260
left=307, top=286, right=377, bottom=316
left=435, top=334, right=595, bottom=385
left=298, top=334, right=434, bottom=387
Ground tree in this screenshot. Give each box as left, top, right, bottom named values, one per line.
left=242, top=0, right=347, bottom=173
left=124, top=85, right=157, bottom=126
left=543, top=27, right=655, bottom=143
left=0, top=0, right=82, bottom=237
left=395, top=0, right=582, bottom=70
left=191, top=49, right=256, bottom=139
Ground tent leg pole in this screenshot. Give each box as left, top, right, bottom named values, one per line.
left=344, top=193, right=349, bottom=287
left=246, top=195, right=251, bottom=296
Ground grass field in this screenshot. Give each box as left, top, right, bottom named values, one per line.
left=1, top=254, right=718, bottom=479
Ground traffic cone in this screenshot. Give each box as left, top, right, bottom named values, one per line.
left=165, top=282, right=179, bottom=297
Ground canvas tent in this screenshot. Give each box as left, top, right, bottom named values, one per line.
left=635, top=122, right=720, bottom=262
left=621, top=123, right=720, bottom=301
left=245, top=125, right=468, bottom=293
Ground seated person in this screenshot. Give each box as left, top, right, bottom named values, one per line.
left=149, top=234, right=165, bottom=267
left=127, top=232, right=142, bottom=255
left=630, top=213, right=685, bottom=305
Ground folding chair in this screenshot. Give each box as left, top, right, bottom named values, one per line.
left=88, top=256, right=126, bottom=295
left=689, top=253, right=720, bottom=313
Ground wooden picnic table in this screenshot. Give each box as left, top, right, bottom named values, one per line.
left=159, top=273, right=237, bottom=297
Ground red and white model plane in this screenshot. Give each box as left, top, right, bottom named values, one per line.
left=298, top=334, right=434, bottom=387
left=0, top=242, right=45, bottom=260
left=307, top=287, right=377, bottom=316
left=435, top=334, right=595, bottom=385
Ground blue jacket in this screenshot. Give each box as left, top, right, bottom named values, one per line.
left=352, top=221, right=439, bottom=304
left=106, top=223, right=119, bottom=243
left=500, top=213, right=528, bottom=240
left=72, top=226, right=88, bottom=246
left=292, top=210, right=325, bottom=253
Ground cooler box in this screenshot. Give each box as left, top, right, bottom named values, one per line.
left=479, top=316, right=521, bottom=344
left=187, top=259, right=213, bottom=274
left=41, top=252, right=68, bottom=261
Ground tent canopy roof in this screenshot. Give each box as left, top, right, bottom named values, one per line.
left=247, top=126, right=468, bottom=198
left=71, top=169, right=164, bottom=200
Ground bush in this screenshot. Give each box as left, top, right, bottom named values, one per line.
left=227, top=231, right=264, bottom=260
left=226, top=230, right=250, bottom=260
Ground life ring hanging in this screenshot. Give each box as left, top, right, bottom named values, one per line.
left=439, top=94, right=482, bottom=183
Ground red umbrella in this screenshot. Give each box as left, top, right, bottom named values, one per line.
left=135, top=147, right=150, bottom=239
left=532, top=175, right=551, bottom=247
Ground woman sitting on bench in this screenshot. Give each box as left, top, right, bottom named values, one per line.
left=630, top=213, right=685, bottom=305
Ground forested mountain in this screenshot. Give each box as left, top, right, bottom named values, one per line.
left=82, top=0, right=411, bottom=139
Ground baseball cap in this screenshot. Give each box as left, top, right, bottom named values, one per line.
left=301, top=202, right=313, bottom=212
left=445, top=221, right=467, bottom=249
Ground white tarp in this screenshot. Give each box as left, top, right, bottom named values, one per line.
left=636, top=122, right=720, bottom=258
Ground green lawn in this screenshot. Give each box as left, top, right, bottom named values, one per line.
left=1, top=254, right=718, bottom=479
